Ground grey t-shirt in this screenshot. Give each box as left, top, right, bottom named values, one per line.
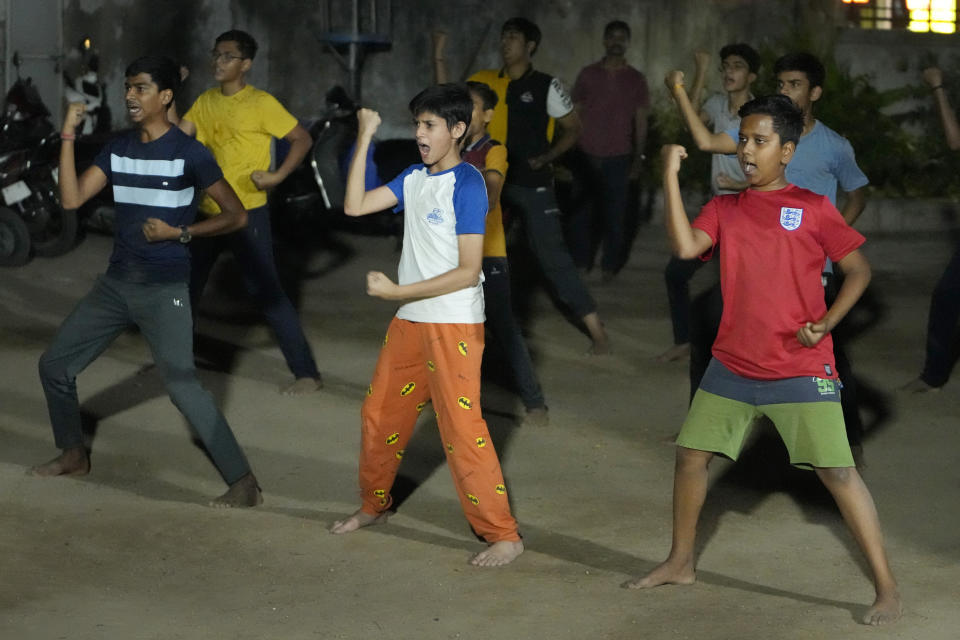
left=702, top=93, right=746, bottom=195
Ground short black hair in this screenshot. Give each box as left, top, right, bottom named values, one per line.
left=409, top=83, right=473, bottom=143
left=501, top=17, right=541, bottom=55
left=466, top=81, right=498, bottom=111
left=124, top=55, right=180, bottom=105
left=216, top=29, right=258, bottom=60
left=604, top=20, right=630, bottom=39
left=738, top=95, right=804, bottom=146
left=719, top=43, right=760, bottom=75
left=773, top=52, right=825, bottom=89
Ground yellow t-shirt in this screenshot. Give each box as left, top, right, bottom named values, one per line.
left=481, top=143, right=508, bottom=258
left=468, top=69, right=510, bottom=147
left=184, top=84, right=299, bottom=214
left=468, top=68, right=556, bottom=152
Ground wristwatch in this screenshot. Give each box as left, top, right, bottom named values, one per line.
left=178, top=225, right=192, bottom=244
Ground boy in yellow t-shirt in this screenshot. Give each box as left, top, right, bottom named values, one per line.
left=179, top=29, right=321, bottom=395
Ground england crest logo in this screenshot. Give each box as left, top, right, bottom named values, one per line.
left=780, top=207, right=803, bottom=231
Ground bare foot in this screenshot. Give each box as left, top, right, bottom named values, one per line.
left=582, top=312, right=609, bottom=356
left=622, top=558, right=695, bottom=589
left=329, top=508, right=389, bottom=534
left=522, top=406, right=549, bottom=427
left=209, top=473, right=262, bottom=508
left=898, top=377, right=939, bottom=394
left=587, top=339, right=611, bottom=356
left=282, top=377, right=324, bottom=396
left=470, top=540, right=524, bottom=567
left=863, top=590, right=902, bottom=625
left=27, top=447, right=90, bottom=477
left=655, top=342, right=691, bottom=363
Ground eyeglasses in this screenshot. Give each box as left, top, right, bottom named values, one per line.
left=210, top=51, right=245, bottom=63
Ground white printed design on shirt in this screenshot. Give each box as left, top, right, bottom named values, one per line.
left=780, top=207, right=803, bottom=231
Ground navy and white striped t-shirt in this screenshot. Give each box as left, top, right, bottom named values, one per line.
left=93, top=126, right=223, bottom=283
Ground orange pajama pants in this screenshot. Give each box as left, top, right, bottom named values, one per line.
left=358, top=317, right=520, bottom=543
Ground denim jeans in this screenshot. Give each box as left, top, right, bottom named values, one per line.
left=38, top=275, right=252, bottom=483
left=920, top=244, right=960, bottom=387
left=190, top=205, right=320, bottom=380
left=568, top=153, right=632, bottom=273
left=482, top=257, right=546, bottom=410
left=501, top=182, right=596, bottom=319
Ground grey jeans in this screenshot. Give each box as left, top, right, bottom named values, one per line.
left=502, top=182, right=597, bottom=319
left=38, top=274, right=252, bottom=484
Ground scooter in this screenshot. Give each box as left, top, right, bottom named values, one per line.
left=272, top=86, right=417, bottom=241
left=0, top=54, right=78, bottom=266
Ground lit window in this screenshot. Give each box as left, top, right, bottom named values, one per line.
left=842, top=0, right=956, bottom=33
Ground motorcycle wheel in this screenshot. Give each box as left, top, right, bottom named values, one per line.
left=0, top=207, right=31, bottom=266
left=24, top=177, right=79, bottom=257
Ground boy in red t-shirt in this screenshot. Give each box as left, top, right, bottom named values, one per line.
left=625, top=95, right=901, bottom=626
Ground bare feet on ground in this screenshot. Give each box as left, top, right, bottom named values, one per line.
left=863, top=590, right=902, bottom=625
left=209, top=473, right=262, bottom=508
left=27, top=447, right=90, bottom=477
left=470, top=540, right=524, bottom=567
left=282, top=377, right=324, bottom=396
left=588, top=339, right=611, bottom=356
left=622, top=558, right=696, bottom=589
left=898, top=377, right=938, bottom=394
left=655, top=342, right=691, bottom=363
left=522, top=407, right=549, bottom=427
left=583, top=313, right=609, bottom=356
left=329, top=508, right=389, bottom=534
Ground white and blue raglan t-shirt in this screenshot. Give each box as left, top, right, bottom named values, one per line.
left=386, top=162, right=488, bottom=323
left=94, top=126, right=223, bottom=283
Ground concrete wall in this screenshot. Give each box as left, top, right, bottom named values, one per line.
left=58, top=0, right=959, bottom=138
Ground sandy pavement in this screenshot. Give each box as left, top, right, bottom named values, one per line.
left=1, top=224, right=957, bottom=639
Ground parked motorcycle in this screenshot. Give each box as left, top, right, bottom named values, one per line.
left=0, top=55, right=77, bottom=266
left=273, top=86, right=417, bottom=240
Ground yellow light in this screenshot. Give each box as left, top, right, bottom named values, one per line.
left=931, top=9, right=956, bottom=19
left=906, top=0, right=931, bottom=10
left=912, top=9, right=931, bottom=19
left=909, top=19, right=932, bottom=31
left=931, top=20, right=956, bottom=32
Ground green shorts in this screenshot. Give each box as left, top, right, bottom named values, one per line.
left=677, top=359, right=854, bottom=469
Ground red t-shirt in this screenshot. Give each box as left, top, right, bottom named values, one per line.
left=572, top=61, right=649, bottom=157
left=692, top=184, right=865, bottom=380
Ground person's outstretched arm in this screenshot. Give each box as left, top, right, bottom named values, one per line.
left=923, top=67, right=960, bottom=150
left=251, top=123, right=312, bottom=190
left=662, top=144, right=713, bottom=259
left=432, top=30, right=450, bottom=84
left=529, top=110, right=581, bottom=170
left=142, top=179, right=248, bottom=243
left=343, top=108, right=398, bottom=216
left=367, top=233, right=484, bottom=302
left=59, top=103, right=108, bottom=209
left=688, top=50, right=711, bottom=113
left=665, top=70, right=737, bottom=154
left=839, top=186, right=867, bottom=226
left=797, top=248, right=871, bottom=347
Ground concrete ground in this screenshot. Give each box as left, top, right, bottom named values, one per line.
left=1, top=220, right=958, bottom=640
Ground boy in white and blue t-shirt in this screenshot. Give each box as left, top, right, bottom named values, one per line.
left=330, top=84, right=523, bottom=568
